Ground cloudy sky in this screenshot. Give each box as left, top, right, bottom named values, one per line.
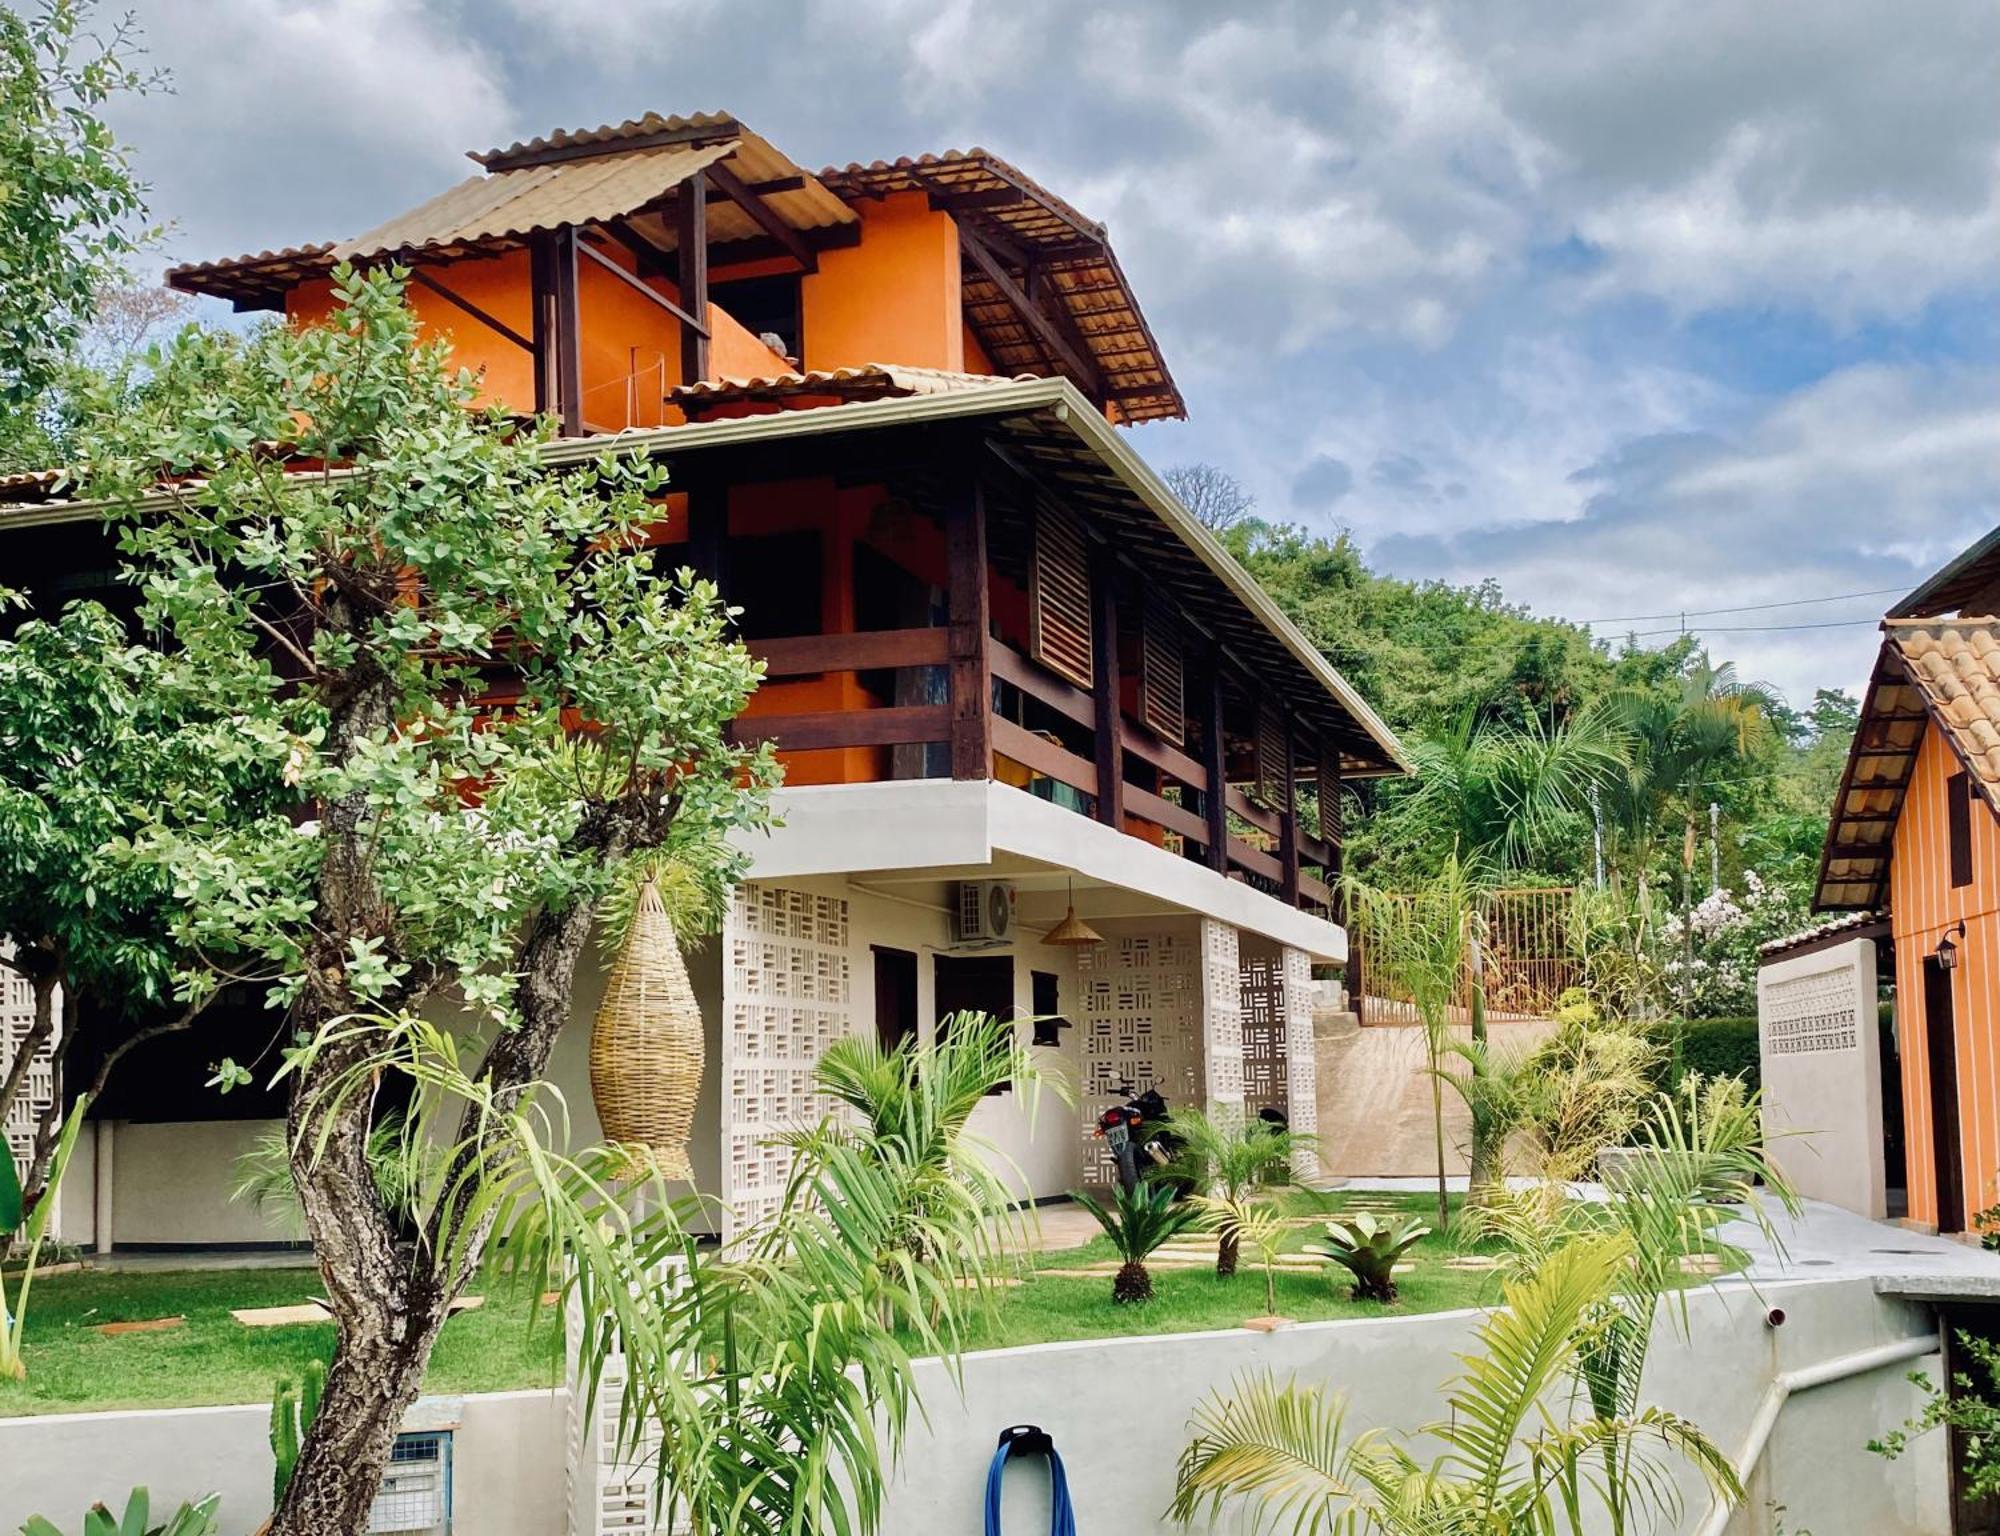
left=108, top=0, right=1999, bottom=707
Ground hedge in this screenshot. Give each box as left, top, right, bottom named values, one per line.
left=1672, top=1016, right=1760, bottom=1093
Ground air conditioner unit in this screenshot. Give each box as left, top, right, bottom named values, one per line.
left=955, top=881, right=1015, bottom=944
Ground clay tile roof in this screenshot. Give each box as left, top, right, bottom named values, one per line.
left=1886, top=617, right=2000, bottom=792
left=668, top=363, right=1031, bottom=416
left=1759, top=909, right=1889, bottom=961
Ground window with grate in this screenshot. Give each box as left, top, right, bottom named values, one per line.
left=1028, top=505, right=1092, bottom=689
left=1138, top=601, right=1186, bottom=745
left=1253, top=708, right=1290, bottom=813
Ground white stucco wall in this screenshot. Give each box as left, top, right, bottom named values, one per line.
left=1758, top=937, right=1887, bottom=1218
left=0, top=1389, right=568, bottom=1536
left=878, top=1276, right=1946, bottom=1536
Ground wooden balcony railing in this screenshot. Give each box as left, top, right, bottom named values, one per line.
left=726, top=621, right=1339, bottom=920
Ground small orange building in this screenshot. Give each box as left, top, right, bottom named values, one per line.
left=1815, top=530, right=2000, bottom=1233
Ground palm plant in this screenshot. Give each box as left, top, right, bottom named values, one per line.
left=1071, top=1182, right=1202, bottom=1304
left=797, top=1009, right=1058, bottom=1272
left=1, top=1095, right=87, bottom=1381
left=1405, top=702, right=1629, bottom=871
left=280, top=1009, right=1003, bottom=1536
left=1305, top=1212, right=1429, bottom=1303
left=1466, top=1081, right=1798, bottom=1535
left=1160, top=1108, right=1308, bottom=1275
left=1170, top=1237, right=1742, bottom=1535
left=1187, top=1192, right=1291, bottom=1316
left=1343, top=854, right=1485, bottom=1224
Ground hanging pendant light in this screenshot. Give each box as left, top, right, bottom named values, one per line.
left=589, top=877, right=702, bottom=1180
left=1041, top=877, right=1103, bottom=947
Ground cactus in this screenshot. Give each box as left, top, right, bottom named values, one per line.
left=268, top=1357, right=326, bottom=1508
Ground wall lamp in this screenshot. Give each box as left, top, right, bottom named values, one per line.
left=1936, top=921, right=1966, bottom=972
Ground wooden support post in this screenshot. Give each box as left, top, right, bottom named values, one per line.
left=551, top=227, right=583, bottom=437
left=1279, top=720, right=1301, bottom=906
left=945, top=467, right=992, bottom=782
left=1090, top=546, right=1124, bottom=828
left=529, top=235, right=558, bottom=418
left=1203, top=666, right=1229, bottom=874
left=676, top=172, right=710, bottom=385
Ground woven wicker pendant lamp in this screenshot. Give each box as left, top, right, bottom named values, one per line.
left=589, top=877, right=702, bottom=1181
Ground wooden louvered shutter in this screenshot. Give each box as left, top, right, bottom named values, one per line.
left=1029, top=505, right=1092, bottom=688
left=1138, top=603, right=1186, bottom=745
left=1254, top=708, right=1290, bottom=812
left=1317, top=752, right=1343, bottom=848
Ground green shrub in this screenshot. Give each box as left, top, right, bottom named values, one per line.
left=1673, top=1017, right=1760, bottom=1093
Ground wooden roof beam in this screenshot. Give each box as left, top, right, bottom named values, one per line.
left=706, top=160, right=817, bottom=273
left=960, top=229, right=1103, bottom=397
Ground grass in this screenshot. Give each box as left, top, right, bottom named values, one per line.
left=0, top=1265, right=564, bottom=1418
left=957, top=1190, right=1515, bottom=1351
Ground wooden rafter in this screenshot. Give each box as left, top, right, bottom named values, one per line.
left=959, top=229, right=1102, bottom=396
left=706, top=160, right=817, bottom=272
left=676, top=174, right=710, bottom=384
left=576, top=236, right=707, bottom=334
left=408, top=270, right=533, bottom=353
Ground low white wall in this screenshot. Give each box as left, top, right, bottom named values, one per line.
left=877, top=1276, right=1947, bottom=1536
left=0, top=1389, right=568, bottom=1536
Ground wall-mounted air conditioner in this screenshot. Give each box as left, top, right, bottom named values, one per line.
left=954, top=881, right=1015, bottom=944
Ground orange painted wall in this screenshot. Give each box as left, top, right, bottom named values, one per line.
left=801, top=193, right=963, bottom=373
left=287, top=250, right=785, bottom=428
left=1889, top=721, right=2000, bottom=1229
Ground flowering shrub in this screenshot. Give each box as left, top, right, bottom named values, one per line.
left=1655, top=871, right=1809, bottom=1018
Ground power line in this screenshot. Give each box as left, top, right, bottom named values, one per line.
left=1620, top=617, right=1882, bottom=640
left=1579, top=586, right=1906, bottom=626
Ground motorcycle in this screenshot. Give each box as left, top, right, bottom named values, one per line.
left=1093, top=1083, right=1185, bottom=1195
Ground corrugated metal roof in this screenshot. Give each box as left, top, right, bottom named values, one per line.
left=471, top=110, right=738, bottom=171
left=334, top=139, right=742, bottom=262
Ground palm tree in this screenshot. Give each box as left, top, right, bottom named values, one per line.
left=1343, top=855, right=1484, bottom=1225
left=1071, top=1182, right=1202, bottom=1303
left=1405, top=702, right=1629, bottom=871
left=1159, top=1108, right=1309, bottom=1275
left=1170, top=1237, right=1743, bottom=1535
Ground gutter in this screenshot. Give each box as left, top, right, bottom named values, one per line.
left=1692, top=1331, right=1937, bottom=1536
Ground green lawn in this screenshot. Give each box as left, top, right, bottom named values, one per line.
left=958, top=1190, right=1514, bottom=1350
left=0, top=1266, right=564, bottom=1418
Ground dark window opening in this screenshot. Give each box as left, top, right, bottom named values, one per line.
left=934, top=953, right=1016, bottom=1092
left=872, top=945, right=919, bottom=1053
left=1949, top=770, right=1974, bottom=888
left=723, top=530, right=822, bottom=639
left=1029, top=969, right=1067, bottom=1046
left=711, top=274, right=802, bottom=363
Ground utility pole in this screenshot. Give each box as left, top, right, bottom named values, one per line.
left=1709, top=800, right=1721, bottom=893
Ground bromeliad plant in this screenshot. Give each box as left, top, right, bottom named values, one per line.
left=19, top=1488, right=222, bottom=1536
left=1, top=1095, right=88, bottom=1381
left=1171, top=1237, right=1742, bottom=1536
left=1071, top=1181, right=1202, bottom=1304
left=1304, top=1211, right=1429, bottom=1303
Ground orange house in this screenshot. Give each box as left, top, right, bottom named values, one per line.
left=1, top=107, right=1408, bottom=1243
left=1814, top=531, right=2000, bottom=1233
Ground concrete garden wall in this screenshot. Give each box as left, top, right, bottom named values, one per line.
left=0, top=1389, right=568, bottom=1535
left=879, top=1275, right=1948, bottom=1536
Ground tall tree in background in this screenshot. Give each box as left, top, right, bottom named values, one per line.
left=0, top=0, right=156, bottom=469
left=85, top=269, right=777, bottom=1535
left=1165, top=461, right=1255, bottom=532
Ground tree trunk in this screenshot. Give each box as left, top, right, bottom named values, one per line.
left=1215, top=1227, right=1240, bottom=1278
left=1112, top=1261, right=1152, bottom=1304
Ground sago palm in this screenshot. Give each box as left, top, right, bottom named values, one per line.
left=1161, top=1108, right=1308, bottom=1275
left=1072, top=1181, right=1201, bottom=1303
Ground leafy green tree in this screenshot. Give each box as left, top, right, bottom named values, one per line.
left=80, top=267, right=776, bottom=1535
left=0, top=596, right=282, bottom=1202
left=0, top=0, right=156, bottom=468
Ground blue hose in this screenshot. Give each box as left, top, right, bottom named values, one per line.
left=985, top=1429, right=1077, bottom=1536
